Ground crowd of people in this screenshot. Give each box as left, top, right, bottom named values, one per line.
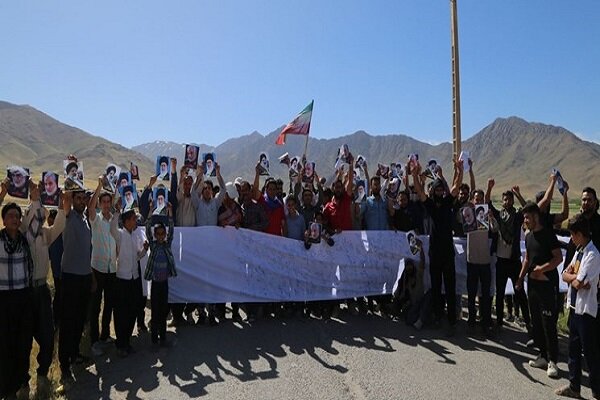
left=0, top=151, right=598, bottom=399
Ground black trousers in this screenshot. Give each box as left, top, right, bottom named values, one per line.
left=466, top=262, right=492, bottom=328
left=32, top=284, right=54, bottom=376
left=52, top=275, right=62, bottom=327
left=89, top=270, right=116, bottom=343
left=0, top=288, right=33, bottom=397
left=59, top=273, right=92, bottom=373
left=429, top=253, right=456, bottom=325
left=115, top=277, right=142, bottom=350
left=528, top=279, right=558, bottom=363
left=495, top=257, right=530, bottom=325
left=568, top=311, right=600, bottom=394
left=151, top=280, right=169, bottom=343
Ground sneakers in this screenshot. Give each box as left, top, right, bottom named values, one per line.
left=528, top=355, right=548, bottom=369
left=554, top=384, right=581, bottom=398
left=547, top=361, right=559, bottom=378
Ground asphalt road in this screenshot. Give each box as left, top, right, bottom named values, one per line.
left=66, top=311, right=594, bottom=400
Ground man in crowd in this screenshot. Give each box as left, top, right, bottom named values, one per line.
left=193, top=162, right=226, bottom=324
left=485, top=180, right=531, bottom=332
left=22, top=182, right=66, bottom=388
left=413, top=159, right=462, bottom=335
left=555, top=214, right=600, bottom=399
left=58, top=190, right=95, bottom=389
left=110, top=207, right=147, bottom=357
left=517, top=202, right=563, bottom=378
left=0, top=184, right=34, bottom=398
left=88, top=177, right=118, bottom=356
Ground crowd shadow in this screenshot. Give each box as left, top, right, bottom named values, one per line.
left=66, top=307, right=549, bottom=399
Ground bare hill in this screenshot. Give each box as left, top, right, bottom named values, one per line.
left=0, top=101, right=153, bottom=185
left=134, top=117, right=600, bottom=198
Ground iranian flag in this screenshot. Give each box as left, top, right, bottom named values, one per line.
left=275, top=100, right=314, bottom=145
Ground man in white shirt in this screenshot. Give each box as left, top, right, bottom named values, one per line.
left=89, top=178, right=118, bottom=355
left=555, top=214, right=600, bottom=399
left=110, top=208, right=147, bottom=357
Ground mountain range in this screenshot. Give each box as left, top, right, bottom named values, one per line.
left=1, top=100, right=598, bottom=198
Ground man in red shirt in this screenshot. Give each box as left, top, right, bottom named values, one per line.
left=323, top=164, right=354, bottom=233
left=253, top=164, right=285, bottom=236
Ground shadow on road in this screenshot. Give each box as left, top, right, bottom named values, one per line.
left=67, top=310, right=544, bottom=399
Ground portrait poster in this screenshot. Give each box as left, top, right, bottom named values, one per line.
left=156, top=156, right=171, bottom=181
left=461, top=206, right=478, bottom=233
left=302, top=161, right=315, bottom=185
left=103, top=163, right=121, bottom=193
left=308, top=222, right=322, bottom=244
left=6, top=166, right=30, bottom=199
left=475, top=204, right=489, bottom=231
left=152, top=185, right=169, bottom=215
left=258, top=152, right=270, bottom=176
left=184, top=144, right=199, bottom=170
left=41, top=171, right=61, bottom=207
left=130, top=162, right=140, bottom=180
left=119, top=184, right=139, bottom=212
left=63, top=160, right=85, bottom=191
left=376, top=163, right=390, bottom=179
left=202, top=153, right=217, bottom=177
left=407, top=230, right=420, bottom=255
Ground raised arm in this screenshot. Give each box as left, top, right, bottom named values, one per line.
left=345, top=154, right=354, bottom=197
left=412, top=164, right=427, bottom=202
left=484, top=178, right=494, bottom=205
left=88, top=177, right=104, bottom=222
left=511, top=185, right=527, bottom=207
left=215, top=163, right=226, bottom=204
left=252, top=162, right=262, bottom=201
left=553, top=181, right=569, bottom=225
left=193, top=164, right=204, bottom=192
left=0, top=178, right=8, bottom=207
left=449, top=157, right=463, bottom=198
left=468, top=159, right=475, bottom=199
left=538, top=173, right=557, bottom=210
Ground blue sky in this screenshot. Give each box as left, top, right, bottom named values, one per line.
left=1, top=1, right=599, bottom=147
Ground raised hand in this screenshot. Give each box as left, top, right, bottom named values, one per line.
left=487, top=178, right=495, bottom=190
left=29, top=180, right=40, bottom=201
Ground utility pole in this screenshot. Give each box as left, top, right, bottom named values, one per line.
left=450, top=0, right=462, bottom=158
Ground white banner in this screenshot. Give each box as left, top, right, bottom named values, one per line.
left=163, top=227, right=567, bottom=303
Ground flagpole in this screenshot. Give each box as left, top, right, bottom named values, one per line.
left=303, top=134, right=309, bottom=159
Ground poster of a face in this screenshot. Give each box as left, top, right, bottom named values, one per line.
left=258, top=152, right=270, bottom=176
left=184, top=144, right=199, bottom=170
left=119, top=184, right=138, bottom=212
left=117, top=171, right=132, bottom=190
left=309, top=222, right=322, bottom=244
left=390, top=162, right=404, bottom=179
left=386, top=177, right=400, bottom=200
left=461, top=206, right=478, bottom=233
left=407, top=230, right=419, bottom=255
left=425, top=159, right=439, bottom=180
left=202, top=153, right=217, bottom=177
left=130, top=163, right=139, bottom=180
left=41, top=172, right=60, bottom=207
left=103, top=164, right=121, bottom=193
left=407, top=153, right=419, bottom=174
left=355, top=155, right=366, bottom=169
left=355, top=180, right=366, bottom=202
left=475, top=204, right=489, bottom=230
left=552, top=168, right=566, bottom=195
left=63, top=160, right=85, bottom=191
left=334, top=144, right=351, bottom=171
left=459, top=151, right=471, bottom=172
left=156, top=156, right=170, bottom=181
left=6, top=166, right=30, bottom=199
left=376, top=163, right=390, bottom=179
left=289, top=156, right=300, bottom=177
left=152, top=186, right=168, bottom=215
left=302, top=161, right=315, bottom=184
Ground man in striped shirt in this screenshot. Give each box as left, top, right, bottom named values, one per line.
left=0, top=197, right=34, bottom=399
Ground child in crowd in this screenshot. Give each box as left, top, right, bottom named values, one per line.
left=144, top=203, right=177, bottom=347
